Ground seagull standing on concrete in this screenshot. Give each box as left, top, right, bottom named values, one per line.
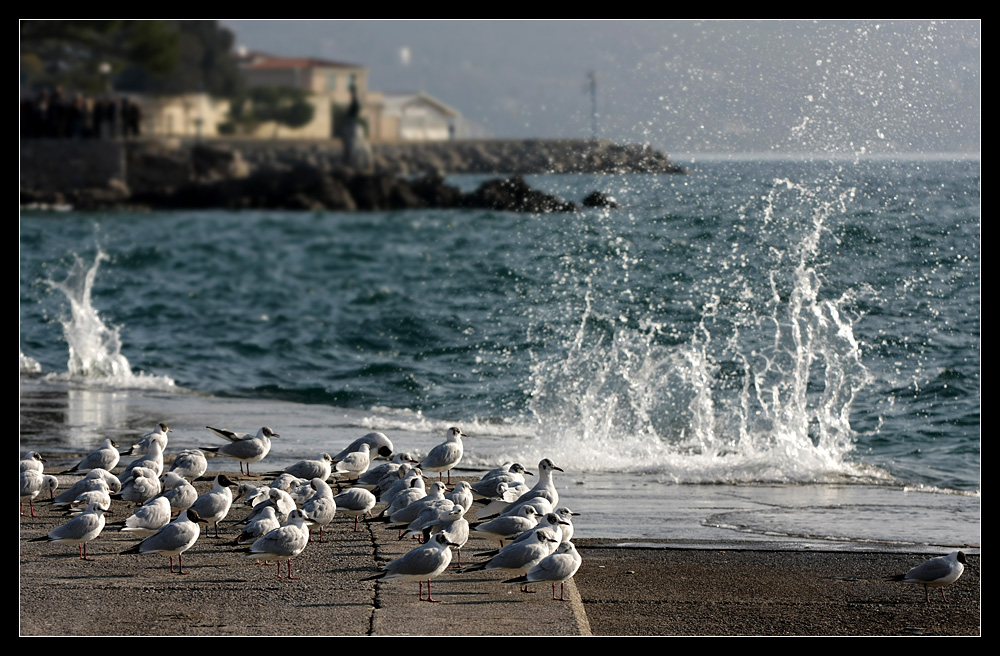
left=362, top=533, right=459, bottom=602
left=120, top=508, right=208, bottom=574
left=29, top=502, right=106, bottom=561
left=419, top=427, right=466, bottom=484
left=203, top=426, right=279, bottom=476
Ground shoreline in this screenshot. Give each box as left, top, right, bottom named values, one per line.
left=19, top=465, right=980, bottom=636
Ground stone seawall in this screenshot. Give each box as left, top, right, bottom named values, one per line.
left=20, top=140, right=127, bottom=194
left=20, top=138, right=683, bottom=211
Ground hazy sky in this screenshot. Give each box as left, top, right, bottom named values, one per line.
left=223, top=20, right=980, bottom=155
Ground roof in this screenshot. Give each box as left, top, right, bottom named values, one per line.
left=242, top=56, right=365, bottom=71
left=381, top=92, right=460, bottom=118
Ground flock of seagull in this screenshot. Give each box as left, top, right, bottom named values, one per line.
left=20, top=423, right=584, bottom=602
left=20, top=423, right=970, bottom=605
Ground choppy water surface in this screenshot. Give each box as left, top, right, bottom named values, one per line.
left=19, top=158, right=980, bottom=545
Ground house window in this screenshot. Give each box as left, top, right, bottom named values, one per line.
left=348, top=72, right=357, bottom=90
left=326, top=72, right=337, bottom=91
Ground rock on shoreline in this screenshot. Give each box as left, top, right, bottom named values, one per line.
left=21, top=138, right=684, bottom=212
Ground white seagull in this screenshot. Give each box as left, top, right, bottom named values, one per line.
left=168, top=449, right=208, bottom=481
left=119, top=497, right=173, bottom=538
left=124, top=423, right=172, bottom=456
left=52, top=469, right=118, bottom=506
left=190, top=474, right=237, bottom=537
left=29, top=502, right=106, bottom=560
left=19, top=451, right=46, bottom=474
left=20, top=470, right=58, bottom=518
left=114, top=467, right=161, bottom=505
left=333, top=443, right=372, bottom=478
left=418, top=427, right=466, bottom=484
left=203, top=426, right=279, bottom=476
left=301, top=478, right=337, bottom=541
left=235, top=505, right=281, bottom=546
left=504, top=541, right=582, bottom=601
left=469, top=505, right=539, bottom=548
left=117, top=439, right=166, bottom=482
left=156, top=471, right=198, bottom=514
left=463, top=527, right=559, bottom=592
left=242, top=508, right=311, bottom=580
left=497, top=458, right=563, bottom=518
left=121, top=508, right=209, bottom=574
left=276, top=453, right=334, bottom=481
left=891, top=550, right=969, bottom=602
left=62, top=439, right=120, bottom=474
left=334, top=487, right=377, bottom=532
left=333, top=432, right=393, bottom=462
left=362, top=533, right=459, bottom=602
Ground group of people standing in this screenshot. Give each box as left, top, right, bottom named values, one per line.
left=21, top=88, right=142, bottom=140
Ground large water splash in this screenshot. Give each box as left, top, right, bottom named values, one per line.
left=525, top=177, right=878, bottom=483
left=39, top=250, right=174, bottom=388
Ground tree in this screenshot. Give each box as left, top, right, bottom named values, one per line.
left=225, top=87, right=315, bottom=137
left=115, top=21, right=245, bottom=97
left=20, top=20, right=179, bottom=93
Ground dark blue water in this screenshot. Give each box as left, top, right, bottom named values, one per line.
left=19, top=158, right=980, bottom=495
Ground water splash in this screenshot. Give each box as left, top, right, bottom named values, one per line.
left=525, top=177, right=878, bottom=483
left=40, top=251, right=175, bottom=389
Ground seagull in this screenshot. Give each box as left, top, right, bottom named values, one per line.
left=333, top=432, right=393, bottom=462
left=388, top=481, right=449, bottom=527
left=61, top=439, right=119, bottom=474
left=67, top=481, right=111, bottom=513
left=504, top=541, right=582, bottom=601
left=301, top=478, right=336, bottom=541
left=333, top=487, right=376, bottom=532
left=234, top=505, right=281, bottom=546
left=497, top=458, right=563, bottom=518
left=394, top=500, right=457, bottom=542
left=481, top=512, right=570, bottom=556
left=190, top=474, right=236, bottom=537
left=156, top=471, right=198, bottom=514
left=20, top=471, right=58, bottom=517
left=446, top=481, right=474, bottom=514
left=411, top=506, right=469, bottom=567
left=273, top=453, right=334, bottom=481
left=19, top=451, right=46, bottom=474
left=470, top=462, right=532, bottom=497
left=463, top=527, right=559, bottom=591
left=333, top=443, right=372, bottom=479
left=117, top=439, right=165, bottom=482
left=52, top=469, right=119, bottom=506
left=118, top=497, right=173, bottom=538
left=472, top=480, right=529, bottom=519
left=113, top=467, right=161, bottom=505
left=120, top=508, right=208, bottom=574
left=379, top=475, right=426, bottom=520
left=203, top=426, right=279, bottom=476
left=362, top=533, right=459, bottom=602
left=125, top=423, right=172, bottom=456
left=418, top=427, right=466, bottom=484
left=469, top=505, right=539, bottom=548
left=553, top=507, right=580, bottom=542
left=357, top=452, right=419, bottom=490
left=891, top=551, right=969, bottom=602
left=241, top=509, right=311, bottom=580
left=235, top=482, right=270, bottom=508
left=168, top=449, right=208, bottom=481
left=376, top=465, right=421, bottom=507
left=29, top=502, right=106, bottom=560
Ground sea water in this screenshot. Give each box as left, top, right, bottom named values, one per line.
left=19, top=157, right=980, bottom=549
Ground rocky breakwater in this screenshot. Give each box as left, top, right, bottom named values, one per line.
left=370, top=139, right=686, bottom=176
left=21, top=138, right=682, bottom=212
